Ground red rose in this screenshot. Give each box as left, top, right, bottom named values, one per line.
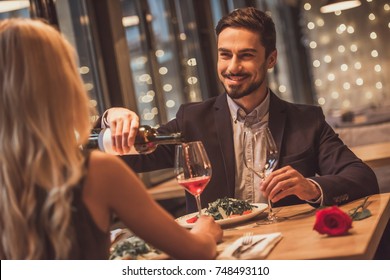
left=313, top=206, right=352, bottom=236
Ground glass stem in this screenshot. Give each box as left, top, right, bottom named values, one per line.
left=195, top=195, right=202, bottom=217
left=268, top=198, right=276, bottom=221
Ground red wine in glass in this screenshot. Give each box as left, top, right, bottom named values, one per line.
left=175, top=141, right=212, bottom=217
left=177, top=176, right=211, bottom=196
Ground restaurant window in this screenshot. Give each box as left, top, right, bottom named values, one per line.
left=119, top=0, right=209, bottom=126
left=54, top=0, right=107, bottom=122
left=0, top=0, right=30, bottom=19
left=0, top=1, right=104, bottom=122
left=117, top=0, right=214, bottom=185
left=0, top=1, right=106, bottom=121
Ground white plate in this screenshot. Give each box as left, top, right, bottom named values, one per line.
left=176, top=203, right=268, bottom=228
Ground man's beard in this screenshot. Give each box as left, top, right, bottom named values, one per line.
left=222, top=77, right=264, bottom=100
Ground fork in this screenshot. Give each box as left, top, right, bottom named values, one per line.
left=232, top=232, right=253, bottom=258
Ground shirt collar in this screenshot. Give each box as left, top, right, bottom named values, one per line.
left=226, top=89, right=270, bottom=124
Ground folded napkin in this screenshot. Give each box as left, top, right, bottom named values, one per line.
left=217, top=232, right=282, bottom=260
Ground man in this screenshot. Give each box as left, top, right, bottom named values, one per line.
left=103, top=7, right=378, bottom=213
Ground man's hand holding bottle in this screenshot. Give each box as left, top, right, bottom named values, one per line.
left=103, top=107, right=139, bottom=154
left=92, top=107, right=182, bottom=155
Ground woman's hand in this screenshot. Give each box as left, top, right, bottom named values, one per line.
left=191, top=215, right=223, bottom=243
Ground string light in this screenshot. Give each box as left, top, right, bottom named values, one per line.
left=84, top=83, right=93, bottom=91
left=141, top=94, right=154, bottom=103
left=159, top=67, right=168, bottom=75
left=371, top=50, right=378, bottom=57
left=337, top=24, right=347, bottom=33
left=343, top=82, right=351, bottom=90
left=187, top=77, right=198, bottom=85
left=144, top=112, right=154, bottom=121
left=187, top=58, right=197, bottom=66
left=166, top=100, right=175, bottom=108
left=316, top=18, right=325, bottom=26
left=139, top=74, right=151, bottom=83
left=179, top=33, right=187, bottom=40
left=155, top=49, right=165, bottom=57
left=79, top=66, right=90, bottom=74
left=356, top=78, right=364, bottom=86
left=365, top=92, right=373, bottom=99
left=318, top=97, right=326, bottom=105
left=327, top=73, right=336, bottom=81
left=279, top=85, right=287, bottom=93
left=163, top=84, right=173, bottom=92
left=347, top=26, right=355, bottom=33
left=338, top=45, right=346, bottom=52
left=309, top=41, right=317, bottom=48
left=342, top=100, right=351, bottom=108
left=350, top=44, right=358, bottom=52
left=324, top=55, right=332, bottom=63
left=315, top=79, right=323, bottom=86
left=354, top=62, right=362, bottom=69
left=304, top=3, right=312, bottom=10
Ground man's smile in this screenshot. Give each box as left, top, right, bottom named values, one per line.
left=224, top=74, right=248, bottom=86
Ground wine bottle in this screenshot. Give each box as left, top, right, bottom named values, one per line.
left=86, top=125, right=183, bottom=154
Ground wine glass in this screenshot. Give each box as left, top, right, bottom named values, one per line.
left=174, top=141, right=212, bottom=217
left=243, top=126, right=279, bottom=223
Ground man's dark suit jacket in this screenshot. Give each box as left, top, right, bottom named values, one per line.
left=122, top=91, right=379, bottom=213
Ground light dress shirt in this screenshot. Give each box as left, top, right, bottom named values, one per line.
left=226, top=90, right=323, bottom=205
left=227, top=91, right=270, bottom=203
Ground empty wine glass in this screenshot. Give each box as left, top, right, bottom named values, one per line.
left=174, top=141, right=212, bottom=217
left=243, top=126, right=279, bottom=223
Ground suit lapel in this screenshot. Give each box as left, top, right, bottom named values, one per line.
left=268, top=91, right=287, bottom=167
left=214, top=94, right=236, bottom=197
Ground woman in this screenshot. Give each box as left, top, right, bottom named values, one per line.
left=0, top=18, right=222, bottom=260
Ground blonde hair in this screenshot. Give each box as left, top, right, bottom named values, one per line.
left=0, top=18, right=92, bottom=259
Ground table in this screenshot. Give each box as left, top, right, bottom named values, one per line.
left=217, top=193, right=390, bottom=259
left=148, top=178, right=184, bottom=200
left=350, top=142, right=390, bottom=168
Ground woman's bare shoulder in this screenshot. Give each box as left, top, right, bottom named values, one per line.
left=89, top=151, right=125, bottom=170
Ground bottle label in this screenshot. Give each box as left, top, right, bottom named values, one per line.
left=99, top=128, right=139, bottom=155
left=99, top=128, right=118, bottom=155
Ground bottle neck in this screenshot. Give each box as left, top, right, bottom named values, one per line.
left=144, top=133, right=183, bottom=144
left=84, top=128, right=102, bottom=150
left=134, top=125, right=183, bottom=145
